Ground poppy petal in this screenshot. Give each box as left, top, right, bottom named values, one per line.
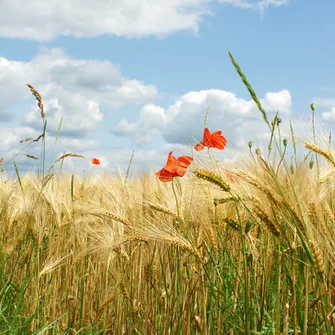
left=194, top=142, right=205, bottom=151
left=176, top=156, right=193, bottom=176
left=157, top=152, right=192, bottom=182
left=156, top=169, right=174, bottom=182
left=211, top=133, right=227, bottom=150
left=164, top=151, right=178, bottom=174
left=203, top=128, right=212, bottom=146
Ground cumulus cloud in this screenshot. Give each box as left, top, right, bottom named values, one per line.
left=0, top=47, right=162, bottom=175
left=0, top=47, right=157, bottom=137
left=111, top=88, right=292, bottom=147
left=112, top=104, right=166, bottom=143
left=0, top=0, right=289, bottom=41
left=0, top=127, right=38, bottom=152
left=311, top=98, right=335, bottom=123
left=322, top=107, right=335, bottom=123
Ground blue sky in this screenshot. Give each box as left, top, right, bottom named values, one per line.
left=0, top=0, right=334, bottom=177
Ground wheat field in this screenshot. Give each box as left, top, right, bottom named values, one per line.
left=1, top=53, right=335, bottom=334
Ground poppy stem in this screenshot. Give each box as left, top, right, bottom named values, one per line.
left=207, top=148, right=214, bottom=167
left=172, top=178, right=180, bottom=219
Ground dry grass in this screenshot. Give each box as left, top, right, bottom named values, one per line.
left=1, top=145, right=335, bottom=334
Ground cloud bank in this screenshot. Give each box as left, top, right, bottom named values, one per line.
left=0, top=0, right=289, bottom=41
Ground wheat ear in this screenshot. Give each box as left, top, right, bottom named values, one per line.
left=193, top=169, right=230, bottom=192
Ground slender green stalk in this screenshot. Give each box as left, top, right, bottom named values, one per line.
left=275, top=243, right=282, bottom=335
left=14, top=161, right=23, bottom=194
left=235, top=202, right=250, bottom=335
left=311, top=103, right=320, bottom=178
left=276, top=139, right=287, bottom=176
left=267, top=114, right=278, bottom=161
left=229, top=52, right=270, bottom=129
left=40, top=120, right=47, bottom=180
left=125, top=150, right=135, bottom=187
left=48, top=117, right=63, bottom=173
left=172, top=178, right=180, bottom=219
left=290, top=121, right=297, bottom=167
left=71, top=173, right=74, bottom=204
left=204, top=105, right=210, bottom=129
left=303, top=265, right=309, bottom=335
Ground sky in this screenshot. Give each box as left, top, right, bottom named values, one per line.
left=0, top=0, right=334, bottom=178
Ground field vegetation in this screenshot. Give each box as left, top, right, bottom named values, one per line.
left=1, top=53, right=335, bottom=334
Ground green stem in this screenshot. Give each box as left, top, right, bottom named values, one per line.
left=275, top=242, right=282, bottom=335
left=235, top=202, right=250, bottom=335
left=303, top=265, right=309, bottom=335
left=172, top=178, right=180, bottom=219
left=276, top=144, right=287, bottom=176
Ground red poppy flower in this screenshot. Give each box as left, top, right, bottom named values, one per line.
left=91, top=158, right=100, bottom=165
left=156, top=151, right=193, bottom=182
left=194, top=128, right=227, bottom=151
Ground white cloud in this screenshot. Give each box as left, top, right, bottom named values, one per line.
left=0, top=121, right=167, bottom=177
left=0, top=127, right=38, bottom=152
left=312, top=98, right=335, bottom=108
left=111, top=88, right=292, bottom=146
left=23, top=96, right=103, bottom=137
left=0, top=47, right=158, bottom=137
left=221, top=0, right=289, bottom=14
left=0, top=126, right=99, bottom=161
left=112, top=104, right=166, bottom=143
left=314, top=97, right=335, bottom=123
left=322, top=107, right=335, bottom=122
left=0, top=0, right=289, bottom=41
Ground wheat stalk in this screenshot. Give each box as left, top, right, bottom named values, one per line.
left=54, top=152, right=85, bottom=163
left=232, top=170, right=278, bottom=204
left=193, top=169, right=230, bottom=192
left=304, top=142, right=335, bottom=167
left=214, top=194, right=259, bottom=206
left=254, top=206, right=280, bottom=237
left=309, top=239, right=325, bottom=274
left=221, top=216, right=240, bottom=231
left=88, top=210, right=129, bottom=226
left=143, top=201, right=179, bottom=218
left=97, top=295, right=114, bottom=321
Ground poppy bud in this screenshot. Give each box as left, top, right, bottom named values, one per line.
left=245, top=219, right=253, bottom=234
left=248, top=141, right=253, bottom=148
left=290, top=165, right=294, bottom=174
left=310, top=103, right=315, bottom=111
left=255, top=148, right=260, bottom=156
left=309, top=160, right=314, bottom=169
left=283, top=138, right=288, bottom=147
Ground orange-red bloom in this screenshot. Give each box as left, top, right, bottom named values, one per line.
left=156, top=151, right=193, bottom=182
left=194, top=128, right=227, bottom=151
left=91, top=158, right=100, bottom=165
